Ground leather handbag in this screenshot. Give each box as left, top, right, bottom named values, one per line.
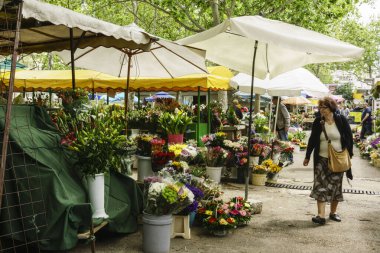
left=321, top=122, right=351, bottom=173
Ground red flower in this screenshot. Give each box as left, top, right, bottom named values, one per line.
left=208, top=217, right=217, bottom=223
left=217, top=209, right=224, bottom=214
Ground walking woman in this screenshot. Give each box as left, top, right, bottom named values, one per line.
left=303, top=97, right=353, bottom=225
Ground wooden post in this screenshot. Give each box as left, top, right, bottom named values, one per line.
left=0, top=1, right=23, bottom=209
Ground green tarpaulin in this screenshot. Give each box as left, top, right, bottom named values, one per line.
left=0, top=105, right=143, bottom=250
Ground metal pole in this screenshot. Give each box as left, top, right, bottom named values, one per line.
left=273, top=98, right=280, bottom=135
left=207, top=88, right=211, bottom=134
left=245, top=40, right=258, bottom=201
left=106, top=88, right=109, bottom=105
left=69, top=28, right=76, bottom=90
left=197, top=86, right=201, bottom=146
left=0, top=1, right=23, bottom=209
left=125, top=52, right=132, bottom=132
left=49, top=88, right=52, bottom=109
left=137, top=88, right=141, bottom=109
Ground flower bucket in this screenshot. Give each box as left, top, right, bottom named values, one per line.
left=267, top=172, right=279, bottom=183
left=137, top=155, right=154, bottom=182
left=251, top=173, right=267, bottom=186
left=87, top=173, right=108, bottom=219
left=212, top=229, right=228, bottom=237
left=189, top=211, right=197, bottom=226
left=272, top=153, right=281, bottom=164
left=373, top=158, right=380, bottom=168
left=168, top=133, right=184, bottom=144
left=130, top=128, right=140, bottom=137
left=293, top=144, right=300, bottom=153
left=143, top=213, right=172, bottom=253
left=249, top=156, right=260, bottom=167
left=206, top=166, right=223, bottom=183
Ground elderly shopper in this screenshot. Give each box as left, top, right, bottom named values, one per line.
left=303, top=97, right=353, bottom=225
left=272, top=96, right=290, bottom=141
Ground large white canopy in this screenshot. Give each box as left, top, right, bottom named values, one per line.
left=178, top=16, right=364, bottom=79
left=231, top=68, right=330, bottom=97
left=0, top=0, right=153, bottom=55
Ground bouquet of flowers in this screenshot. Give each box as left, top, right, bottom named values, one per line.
left=168, top=144, right=188, bottom=157
left=201, top=132, right=227, bottom=147
left=197, top=199, right=237, bottom=233
left=252, top=164, right=268, bottom=174
left=226, top=197, right=253, bottom=225
left=204, top=146, right=228, bottom=167
left=136, top=134, right=155, bottom=156
left=178, top=184, right=204, bottom=215
left=151, top=151, right=175, bottom=172
left=143, top=176, right=195, bottom=215
left=151, top=138, right=166, bottom=153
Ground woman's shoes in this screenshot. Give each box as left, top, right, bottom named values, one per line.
left=312, top=216, right=326, bottom=225
left=329, top=213, right=341, bottom=222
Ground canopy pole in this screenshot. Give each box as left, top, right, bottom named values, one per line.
left=273, top=98, right=280, bottom=135
left=106, top=88, right=109, bottom=105
left=197, top=86, right=201, bottom=146
left=268, top=99, right=273, bottom=133
left=0, top=1, right=23, bottom=209
left=125, top=51, right=132, bottom=133
left=69, top=28, right=76, bottom=90
left=32, top=88, right=35, bottom=103
left=92, top=82, right=95, bottom=100
left=245, top=40, right=258, bottom=201
left=137, top=88, right=141, bottom=109
left=49, top=88, right=52, bottom=109
left=207, top=88, right=211, bottom=134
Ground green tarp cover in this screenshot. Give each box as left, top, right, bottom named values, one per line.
left=0, top=105, right=143, bottom=250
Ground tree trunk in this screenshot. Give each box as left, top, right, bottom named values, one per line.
left=132, top=1, right=138, bottom=24
left=210, top=0, right=220, bottom=26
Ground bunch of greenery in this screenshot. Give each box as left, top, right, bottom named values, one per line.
left=127, top=109, right=146, bottom=129
left=69, top=106, right=126, bottom=177
left=158, top=110, right=193, bottom=134
left=253, top=113, right=268, bottom=133
left=226, top=106, right=239, bottom=126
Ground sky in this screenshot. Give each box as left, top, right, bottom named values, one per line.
left=358, top=0, right=380, bottom=24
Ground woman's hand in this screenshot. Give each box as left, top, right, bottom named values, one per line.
left=303, top=158, right=309, bottom=166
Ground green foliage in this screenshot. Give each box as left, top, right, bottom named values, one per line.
left=335, top=83, right=354, bottom=101
left=226, top=106, right=239, bottom=125
left=158, top=110, right=193, bottom=134
left=69, top=104, right=126, bottom=177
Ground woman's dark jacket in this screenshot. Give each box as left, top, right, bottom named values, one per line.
left=305, top=113, right=353, bottom=175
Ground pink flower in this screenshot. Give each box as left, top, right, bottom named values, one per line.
left=230, top=209, right=239, bottom=215
left=222, top=203, right=229, bottom=210
left=239, top=210, right=247, bottom=216
left=235, top=203, right=242, bottom=210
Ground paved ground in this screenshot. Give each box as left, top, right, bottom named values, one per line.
left=70, top=146, right=380, bottom=253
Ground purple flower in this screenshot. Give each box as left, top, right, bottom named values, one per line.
left=185, top=184, right=204, bottom=200
left=370, top=137, right=380, bottom=148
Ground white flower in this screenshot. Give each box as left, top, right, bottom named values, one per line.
left=148, top=182, right=166, bottom=196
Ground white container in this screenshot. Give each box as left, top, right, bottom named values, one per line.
left=87, top=173, right=108, bottom=219
left=143, top=213, right=172, bottom=253
left=130, top=128, right=140, bottom=137
left=137, top=155, right=153, bottom=182
left=273, top=153, right=281, bottom=164
left=293, top=144, right=300, bottom=153
left=249, top=156, right=260, bottom=167
left=206, top=166, right=223, bottom=183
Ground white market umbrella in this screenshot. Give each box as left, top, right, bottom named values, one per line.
left=282, top=96, right=311, bottom=105
left=178, top=15, right=363, bottom=200
left=231, top=68, right=330, bottom=98
left=56, top=29, right=208, bottom=127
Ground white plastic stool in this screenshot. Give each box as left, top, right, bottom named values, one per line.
left=171, top=215, right=191, bottom=239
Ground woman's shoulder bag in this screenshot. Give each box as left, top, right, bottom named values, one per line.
left=321, top=122, right=351, bottom=173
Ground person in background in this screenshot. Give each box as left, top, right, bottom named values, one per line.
left=303, top=97, right=353, bottom=225
left=211, top=108, right=223, bottom=133
left=232, top=99, right=243, bottom=120
left=272, top=96, right=290, bottom=141
left=360, top=102, right=373, bottom=141
left=343, top=106, right=350, bottom=119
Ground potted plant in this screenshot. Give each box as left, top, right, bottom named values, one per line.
left=266, top=162, right=283, bottom=183
left=126, top=109, right=145, bottom=136
left=159, top=110, right=193, bottom=144
left=142, top=176, right=195, bottom=253
left=70, top=109, right=124, bottom=219
left=251, top=159, right=270, bottom=186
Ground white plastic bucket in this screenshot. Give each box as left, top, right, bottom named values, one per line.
left=137, top=155, right=153, bottom=182
left=206, top=166, right=223, bottom=183
left=87, top=173, right=108, bottom=219
left=143, top=213, right=172, bottom=253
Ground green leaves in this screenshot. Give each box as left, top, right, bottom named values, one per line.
left=158, top=110, right=192, bottom=134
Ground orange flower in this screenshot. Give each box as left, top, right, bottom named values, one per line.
left=226, top=217, right=235, bottom=224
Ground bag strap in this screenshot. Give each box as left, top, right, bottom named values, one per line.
left=321, top=121, right=331, bottom=143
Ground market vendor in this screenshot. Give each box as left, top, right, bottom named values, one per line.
left=272, top=96, right=290, bottom=141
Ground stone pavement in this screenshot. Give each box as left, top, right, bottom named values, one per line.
left=70, top=147, right=380, bottom=253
